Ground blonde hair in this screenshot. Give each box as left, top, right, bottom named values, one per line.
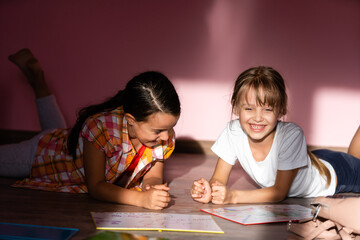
left=307, top=149, right=331, bottom=187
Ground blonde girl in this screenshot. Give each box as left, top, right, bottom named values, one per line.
left=191, top=66, right=360, bottom=204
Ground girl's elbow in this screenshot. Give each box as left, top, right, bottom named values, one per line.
left=270, top=188, right=288, bottom=202
left=87, top=185, right=99, bottom=199
left=273, top=194, right=287, bottom=202
left=86, top=181, right=104, bottom=199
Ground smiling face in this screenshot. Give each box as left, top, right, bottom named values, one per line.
left=238, top=87, right=279, bottom=144
left=126, top=112, right=179, bottom=149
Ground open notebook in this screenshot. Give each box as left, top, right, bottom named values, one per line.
left=91, top=212, right=224, bottom=234
left=201, top=204, right=313, bottom=225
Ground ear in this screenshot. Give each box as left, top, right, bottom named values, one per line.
left=233, top=107, right=239, bottom=117
left=125, top=113, right=136, bottom=125
left=232, top=104, right=241, bottom=117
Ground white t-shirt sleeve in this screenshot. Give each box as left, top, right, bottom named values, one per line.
left=211, top=122, right=238, bottom=165
left=277, top=123, right=309, bottom=170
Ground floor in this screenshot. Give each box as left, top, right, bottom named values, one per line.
left=0, top=153, right=315, bottom=240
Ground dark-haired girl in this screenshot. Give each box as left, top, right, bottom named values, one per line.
left=0, top=48, right=180, bottom=210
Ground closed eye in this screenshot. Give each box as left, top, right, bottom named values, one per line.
left=153, top=129, right=168, bottom=134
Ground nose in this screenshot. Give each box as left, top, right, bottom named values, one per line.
left=159, top=131, right=169, bottom=141
left=254, top=109, right=263, bottom=122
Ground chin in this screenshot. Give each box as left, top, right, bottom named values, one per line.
left=145, top=141, right=160, bottom=148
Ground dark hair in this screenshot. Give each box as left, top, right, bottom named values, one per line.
left=231, top=66, right=287, bottom=117
left=67, top=71, right=181, bottom=159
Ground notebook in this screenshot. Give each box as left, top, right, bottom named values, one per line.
left=91, top=212, right=224, bottom=234
left=201, top=204, right=313, bottom=225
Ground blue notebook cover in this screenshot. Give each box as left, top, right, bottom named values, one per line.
left=0, top=222, right=78, bottom=240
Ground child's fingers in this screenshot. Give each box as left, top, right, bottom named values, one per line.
left=149, top=190, right=171, bottom=209
left=191, top=192, right=203, bottom=198
left=192, top=181, right=207, bottom=193
left=152, top=184, right=170, bottom=191
left=190, top=188, right=203, bottom=197
left=211, top=185, right=224, bottom=192
left=211, top=191, right=225, bottom=204
left=193, top=180, right=205, bottom=188
left=191, top=187, right=208, bottom=200
left=193, top=178, right=208, bottom=185
left=192, top=185, right=207, bottom=195
left=192, top=193, right=211, bottom=203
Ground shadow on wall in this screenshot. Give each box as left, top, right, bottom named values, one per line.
left=173, top=136, right=206, bottom=155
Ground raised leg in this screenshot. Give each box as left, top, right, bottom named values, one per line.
left=8, top=48, right=51, bottom=99
left=8, top=48, right=67, bottom=130
left=348, top=125, right=360, bottom=159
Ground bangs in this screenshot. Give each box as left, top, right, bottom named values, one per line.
left=234, top=76, right=283, bottom=114
left=231, top=66, right=287, bottom=117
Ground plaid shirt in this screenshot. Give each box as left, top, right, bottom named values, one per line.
left=13, top=106, right=175, bottom=193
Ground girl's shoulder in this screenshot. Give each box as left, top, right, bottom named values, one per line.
left=88, top=106, right=124, bottom=122
left=82, top=107, right=124, bottom=134
left=276, top=121, right=305, bottom=138
left=277, top=121, right=302, bottom=130
left=227, top=119, right=243, bottom=132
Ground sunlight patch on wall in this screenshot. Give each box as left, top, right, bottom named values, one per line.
left=310, top=88, right=360, bottom=147
left=173, top=78, right=233, bottom=141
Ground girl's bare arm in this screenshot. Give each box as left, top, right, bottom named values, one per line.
left=141, top=161, right=169, bottom=190
left=210, top=158, right=298, bottom=204
left=83, top=140, right=170, bottom=209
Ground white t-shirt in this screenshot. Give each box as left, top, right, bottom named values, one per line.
left=211, top=121, right=336, bottom=198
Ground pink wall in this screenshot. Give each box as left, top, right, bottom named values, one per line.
left=0, top=0, right=359, bottom=148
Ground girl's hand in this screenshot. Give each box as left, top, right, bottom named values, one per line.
left=144, top=183, right=170, bottom=191
left=141, top=184, right=171, bottom=210
left=211, top=180, right=232, bottom=204
left=190, top=178, right=212, bottom=203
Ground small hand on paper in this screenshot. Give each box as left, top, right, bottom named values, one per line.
left=142, top=183, right=171, bottom=210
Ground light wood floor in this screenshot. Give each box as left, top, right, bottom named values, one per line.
left=0, top=153, right=318, bottom=240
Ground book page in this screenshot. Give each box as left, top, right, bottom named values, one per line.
left=91, top=212, right=224, bottom=233
left=201, top=204, right=313, bottom=225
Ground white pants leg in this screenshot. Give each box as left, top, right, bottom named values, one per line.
left=36, top=95, right=67, bottom=130
left=0, top=95, right=66, bottom=177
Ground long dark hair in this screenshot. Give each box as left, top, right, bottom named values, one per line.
left=67, top=71, right=181, bottom=159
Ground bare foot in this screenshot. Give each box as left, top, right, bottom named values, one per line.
left=8, top=48, right=50, bottom=98
left=8, top=48, right=36, bottom=78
